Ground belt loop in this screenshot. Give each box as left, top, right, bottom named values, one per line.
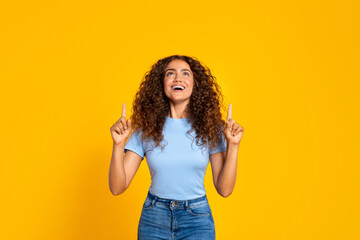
left=151, top=196, right=158, bottom=207
left=185, top=200, right=188, bottom=210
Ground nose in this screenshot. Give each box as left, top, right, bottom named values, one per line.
left=175, top=74, right=181, bottom=81
left=173, top=78, right=181, bottom=84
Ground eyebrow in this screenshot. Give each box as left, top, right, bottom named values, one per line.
left=164, top=68, right=192, bottom=73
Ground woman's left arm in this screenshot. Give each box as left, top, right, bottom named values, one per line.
left=210, top=104, right=244, bottom=198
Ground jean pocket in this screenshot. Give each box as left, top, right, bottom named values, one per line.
left=186, top=203, right=211, bottom=216
left=142, top=198, right=154, bottom=210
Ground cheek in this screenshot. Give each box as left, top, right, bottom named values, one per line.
left=187, top=84, right=194, bottom=95
left=187, top=78, right=194, bottom=87
left=188, top=80, right=194, bottom=91
left=163, top=80, right=170, bottom=91
left=163, top=86, right=170, bottom=95
left=164, top=85, right=173, bottom=98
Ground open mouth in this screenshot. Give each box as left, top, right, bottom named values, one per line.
left=172, top=85, right=185, bottom=92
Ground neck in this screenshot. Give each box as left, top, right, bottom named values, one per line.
left=168, top=100, right=189, bottom=119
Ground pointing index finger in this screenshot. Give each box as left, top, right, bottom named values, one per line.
left=122, top=103, right=126, bottom=117
left=227, top=103, right=232, bottom=122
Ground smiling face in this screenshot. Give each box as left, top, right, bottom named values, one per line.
left=163, top=59, right=194, bottom=105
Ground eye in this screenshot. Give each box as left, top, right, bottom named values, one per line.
left=183, top=72, right=190, bottom=76
left=166, top=72, right=174, bottom=76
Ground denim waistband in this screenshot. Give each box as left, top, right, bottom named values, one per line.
left=146, top=190, right=208, bottom=207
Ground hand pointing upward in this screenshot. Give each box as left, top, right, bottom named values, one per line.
left=224, top=103, right=244, bottom=145
left=227, top=103, right=232, bottom=123
left=110, top=103, right=133, bottom=145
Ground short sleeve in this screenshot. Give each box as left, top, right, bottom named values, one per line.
left=209, top=133, right=227, bottom=155
left=124, top=130, right=145, bottom=159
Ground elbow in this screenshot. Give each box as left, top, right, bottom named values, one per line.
left=217, top=188, right=233, bottom=198
left=111, top=189, right=124, bottom=196
left=110, top=186, right=127, bottom=196
left=111, top=190, right=120, bottom=196
left=219, top=192, right=232, bottom=198
left=109, top=178, right=129, bottom=196
left=215, top=178, right=236, bottom=198
left=220, top=192, right=232, bottom=198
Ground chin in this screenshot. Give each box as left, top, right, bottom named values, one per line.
left=170, top=98, right=190, bottom=104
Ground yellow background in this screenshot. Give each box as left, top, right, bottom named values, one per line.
left=1, top=0, right=359, bottom=239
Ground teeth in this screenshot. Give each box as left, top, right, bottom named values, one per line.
left=172, top=86, right=185, bottom=90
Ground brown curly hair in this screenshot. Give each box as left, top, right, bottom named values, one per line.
left=130, top=54, right=227, bottom=153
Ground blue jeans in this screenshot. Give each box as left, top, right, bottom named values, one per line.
left=138, top=190, right=216, bottom=240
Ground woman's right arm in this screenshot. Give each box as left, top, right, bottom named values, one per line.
left=109, top=143, right=143, bottom=195
left=108, top=103, right=143, bottom=196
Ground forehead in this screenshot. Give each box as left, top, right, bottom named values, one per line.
left=165, top=59, right=191, bottom=71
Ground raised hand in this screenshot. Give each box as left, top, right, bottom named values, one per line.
left=110, top=103, right=132, bottom=145
left=224, top=103, right=244, bottom=145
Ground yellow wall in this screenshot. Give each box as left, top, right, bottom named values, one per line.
left=1, top=0, right=359, bottom=239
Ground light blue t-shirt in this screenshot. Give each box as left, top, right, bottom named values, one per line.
left=124, top=116, right=227, bottom=200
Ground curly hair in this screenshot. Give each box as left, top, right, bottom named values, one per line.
left=130, top=54, right=227, bottom=153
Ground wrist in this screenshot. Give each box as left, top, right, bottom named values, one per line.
left=113, top=142, right=126, bottom=148
left=227, top=141, right=240, bottom=148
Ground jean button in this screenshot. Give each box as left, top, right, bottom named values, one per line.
left=171, top=202, right=175, bottom=207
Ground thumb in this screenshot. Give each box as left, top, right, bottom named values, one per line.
left=126, top=119, right=132, bottom=130
left=224, top=120, right=230, bottom=131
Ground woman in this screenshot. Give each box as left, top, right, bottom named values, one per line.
left=109, top=55, right=244, bottom=239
